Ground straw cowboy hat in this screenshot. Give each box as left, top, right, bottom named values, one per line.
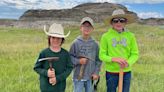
left=44, top=23, right=70, bottom=38
left=104, top=9, right=137, bottom=25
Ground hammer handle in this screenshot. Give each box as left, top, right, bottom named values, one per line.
left=49, top=61, right=53, bottom=71
left=118, top=68, right=123, bottom=92
left=78, top=65, right=85, bottom=80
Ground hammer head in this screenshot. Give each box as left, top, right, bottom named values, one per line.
left=38, top=57, right=59, bottom=62
left=38, top=57, right=59, bottom=70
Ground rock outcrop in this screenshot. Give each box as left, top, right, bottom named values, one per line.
left=0, top=3, right=163, bottom=29
left=19, top=3, right=138, bottom=23
left=139, top=18, right=164, bottom=25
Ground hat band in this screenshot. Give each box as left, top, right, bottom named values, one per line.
left=49, top=32, right=64, bottom=36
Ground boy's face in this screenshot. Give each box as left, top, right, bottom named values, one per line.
left=80, top=22, right=93, bottom=36
left=50, top=36, right=62, bottom=47
left=111, top=18, right=127, bottom=32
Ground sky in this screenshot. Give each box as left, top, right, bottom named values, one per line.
left=0, top=0, right=164, bottom=19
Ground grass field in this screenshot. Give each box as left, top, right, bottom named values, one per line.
left=0, top=24, right=164, bottom=92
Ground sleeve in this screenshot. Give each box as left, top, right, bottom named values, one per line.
left=99, top=35, right=113, bottom=63
left=33, top=52, right=48, bottom=77
left=56, top=52, right=73, bottom=82
left=127, top=35, right=139, bottom=66
left=69, top=42, right=80, bottom=66
left=94, top=44, right=102, bottom=75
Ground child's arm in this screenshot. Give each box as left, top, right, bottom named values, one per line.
left=34, top=53, right=48, bottom=77
left=127, top=35, right=139, bottom=67
left=99, top=35, right=112, bottom=63
left=69, top=42, right=80, bottom=66
left=94, top=44, right=102, bottom=75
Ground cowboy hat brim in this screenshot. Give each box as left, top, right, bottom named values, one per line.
left=44, top=25, right=70, bottom=38
left=104, top=14, right=137, bottom=25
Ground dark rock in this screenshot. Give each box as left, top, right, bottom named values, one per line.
left=1, top=3, right=163, bottom=29
left=138, top=18, right=164, bottom=25
left=19, top=2, right=138, bottom=23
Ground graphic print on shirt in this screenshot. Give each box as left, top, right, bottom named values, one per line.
left=79, top=44, right=93, bottom=57
left=112, top=38, right=127, bottom=47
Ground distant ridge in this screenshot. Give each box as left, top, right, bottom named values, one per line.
left=19, top=2, right=138, bottom=23
left=0, top=3, right=163, bottom=28
left=138, top=18, right=164, bottom=25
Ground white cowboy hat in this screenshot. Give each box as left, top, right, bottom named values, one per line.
left=104, top=9, right=137, bottom=25
left=80, top=17, right=94, bottom=27
left=44, top=23, right=70, bottom=38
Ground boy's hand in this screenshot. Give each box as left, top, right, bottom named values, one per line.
left=79, top=58, right=88, bottom=64
left=92, top=74, right=99, bottom=80
left=112, top=58, right=128, bottom=68
left=49, top=77, right=56, bottom=85
left=48, top=68, right=55, bottom=78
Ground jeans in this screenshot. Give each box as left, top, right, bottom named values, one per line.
left=73, top=79, right=93, bottom=92
left=106, top=72, right=131, bottom=92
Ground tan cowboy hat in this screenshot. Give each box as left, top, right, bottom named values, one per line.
left=44, top=23, right=70, bottom=38
left=80, top=17, right=94, bottom=27
left=104, top=9, right=136, bottom=25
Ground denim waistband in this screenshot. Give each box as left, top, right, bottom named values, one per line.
left=106, top=71, right=131, bottom=75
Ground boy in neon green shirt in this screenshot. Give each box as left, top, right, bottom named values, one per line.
left=99, top=9, right=139, bottom=92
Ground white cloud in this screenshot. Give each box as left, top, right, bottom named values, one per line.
left=1, top=0, right=61, bottom=9
left=95, top=0, right=164, bottom=4
left=1, top=0, right=164, bottom=19
left=137, top=12, right=164, bottom=19
left=0, top=0, right=94, bottom=9
left=1, top=0, right=164, bottom=10
left=124, top=4, right=131, bottom=9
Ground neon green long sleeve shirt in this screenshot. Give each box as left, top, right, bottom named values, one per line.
left=99, top=28, right=139, bottom=72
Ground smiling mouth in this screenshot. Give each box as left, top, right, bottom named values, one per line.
left=84, top=29, right=90, bottom=31
left=116, top=25, right=123, bottom=27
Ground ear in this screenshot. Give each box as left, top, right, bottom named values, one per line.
left=80, top=26, right=83, bottom=31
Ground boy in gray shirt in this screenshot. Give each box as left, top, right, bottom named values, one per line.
left=69, top=17, right=102, bottom=92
